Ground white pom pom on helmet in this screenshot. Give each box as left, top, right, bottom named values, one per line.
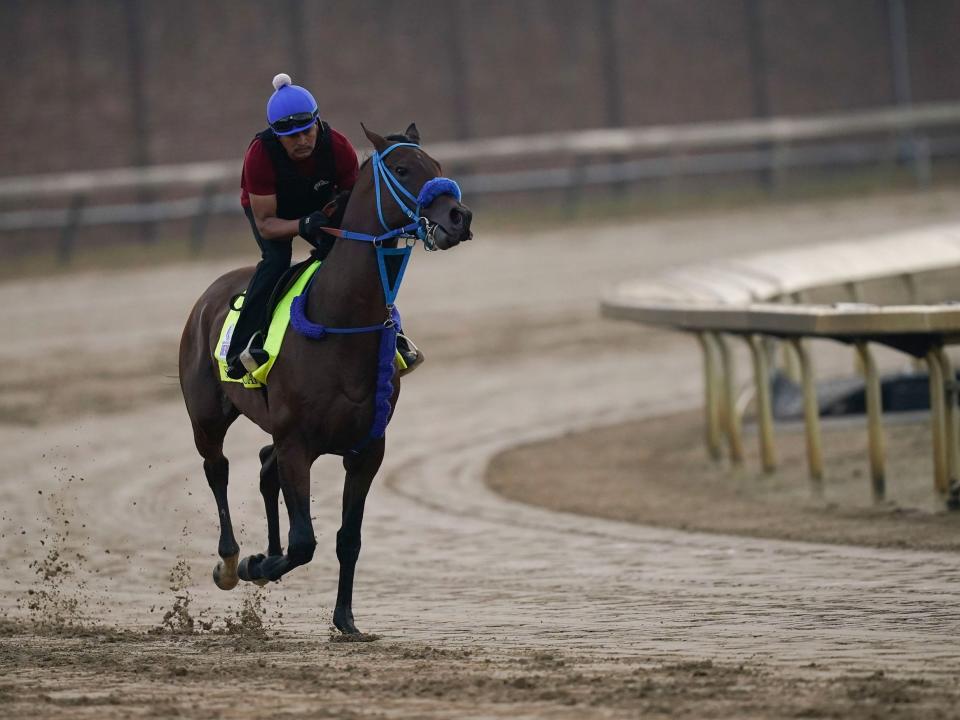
left=266, top=72, right=319, bottom=136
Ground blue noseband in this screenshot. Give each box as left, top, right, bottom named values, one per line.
left=417, top=177, right=462, bottom=208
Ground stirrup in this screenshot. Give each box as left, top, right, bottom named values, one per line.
left=397, top=333, right=424, bottom=377
left=226, top=332, right=268, bottom=379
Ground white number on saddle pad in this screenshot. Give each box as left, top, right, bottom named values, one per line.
left=218, top=324, right=235, bottom=362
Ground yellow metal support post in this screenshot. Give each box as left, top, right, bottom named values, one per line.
left=790, top=337, right=824, bottom=493
left=933, top=347, right=959, bottom=498
left=746, top=334, right=777, bottom=473
left=781, top=339, right=802, bottom=384
left=696, top=333, right=723, bottom=461
left=926, top=348, right=948, bottom=498
left=855, top=341, right=886, bottom=502
left=716, top=334, right=745, bottom=466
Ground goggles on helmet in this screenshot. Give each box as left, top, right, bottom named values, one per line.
left=271, top=110, right=319, bottom=135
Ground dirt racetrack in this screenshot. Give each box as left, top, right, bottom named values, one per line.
left=3, top=190, right=960, bottom=718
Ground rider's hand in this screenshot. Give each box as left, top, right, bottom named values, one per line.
left=323, top=190, right=351, bottom=228
left=298, top=211, right=330, bottom=241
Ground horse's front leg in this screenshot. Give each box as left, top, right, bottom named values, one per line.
left=234, top=445, right=284, bottom=588
left=333, top=438, right=384, bottom=635
left=238, top=442, right=316, bottom=584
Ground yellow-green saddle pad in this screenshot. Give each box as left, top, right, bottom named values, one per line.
left=215, top=261, right=405, bottom=389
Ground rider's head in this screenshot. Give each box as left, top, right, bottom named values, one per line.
left=267, top=73, right=320, bottom=160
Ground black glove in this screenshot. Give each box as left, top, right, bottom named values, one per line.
left=298, top=211, right=330, bottom=241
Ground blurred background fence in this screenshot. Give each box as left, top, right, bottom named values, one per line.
left=1, top=0, right=959, bottom=265
left=4, top=102, right=960, bottom=264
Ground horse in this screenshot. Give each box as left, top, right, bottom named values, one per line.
left=178, top=123, right=472, bottom=634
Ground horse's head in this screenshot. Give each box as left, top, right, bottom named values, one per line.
left=353, top=123, right=472, bottom=250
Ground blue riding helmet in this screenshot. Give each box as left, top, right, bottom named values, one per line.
left=267, top=73, right=319, bottom=136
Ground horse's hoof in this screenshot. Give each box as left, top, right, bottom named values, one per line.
left=237, top=554, right=269, bottom=587
left=333, top=606, right=360, bottom=635
left=212, top=553, right=240, bottom=591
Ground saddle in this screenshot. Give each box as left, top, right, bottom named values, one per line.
left=218, top=260, right=324, bottom=388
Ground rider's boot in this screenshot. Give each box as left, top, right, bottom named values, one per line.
left=397, top=333, right=424, bottom=377
left=226, top=331, right=269, bottom=379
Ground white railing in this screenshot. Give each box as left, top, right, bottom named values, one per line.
left=601, top=224, right=960, bottom=510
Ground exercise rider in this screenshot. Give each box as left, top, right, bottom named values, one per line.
left=225, top=73, right=423, bottom=379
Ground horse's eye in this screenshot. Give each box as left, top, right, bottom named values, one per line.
left=395, top=166, right=408, bottom=178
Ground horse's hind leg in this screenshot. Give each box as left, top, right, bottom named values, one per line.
left=201, top=428, right=242, bottom=591
left=183, top=377, right=241, bottom=590
left=258, top=444, right=283, bottom=557
left=333, top=438, right=385, bottom=635
left=180, top=290, right=245, bottom=590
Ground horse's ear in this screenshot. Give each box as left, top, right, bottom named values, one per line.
left=361, top=123, right=388, bottom=152
left=404, top=123, right=421, bottom=144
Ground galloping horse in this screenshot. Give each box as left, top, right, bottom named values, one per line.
left=178, top=124, right=472, bottom=634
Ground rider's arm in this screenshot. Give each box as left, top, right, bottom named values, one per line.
left=248, top=192, right=301, bottom=240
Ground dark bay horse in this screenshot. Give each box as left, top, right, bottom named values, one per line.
left=178, top=124, right=472, bottom=634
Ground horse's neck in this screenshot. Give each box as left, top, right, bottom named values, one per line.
left=308, top=214, right=386, bottom=327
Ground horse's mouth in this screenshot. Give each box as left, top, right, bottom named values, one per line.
left=432, top=224, right=473, bottom=250
left=429, top=204, right=473, bottom=250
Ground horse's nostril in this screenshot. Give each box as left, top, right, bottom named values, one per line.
left=450, top=209, right=462, bottom=227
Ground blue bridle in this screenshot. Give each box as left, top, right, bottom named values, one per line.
left=292, top=140, right=463, bottom=333
left=325, top=142, right=462, bottom=250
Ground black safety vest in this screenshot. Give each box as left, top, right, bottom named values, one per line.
left=252, top=121, right=338, bottom=220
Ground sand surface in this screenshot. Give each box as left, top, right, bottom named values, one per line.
left=3, top=190, right=960, bottom=718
